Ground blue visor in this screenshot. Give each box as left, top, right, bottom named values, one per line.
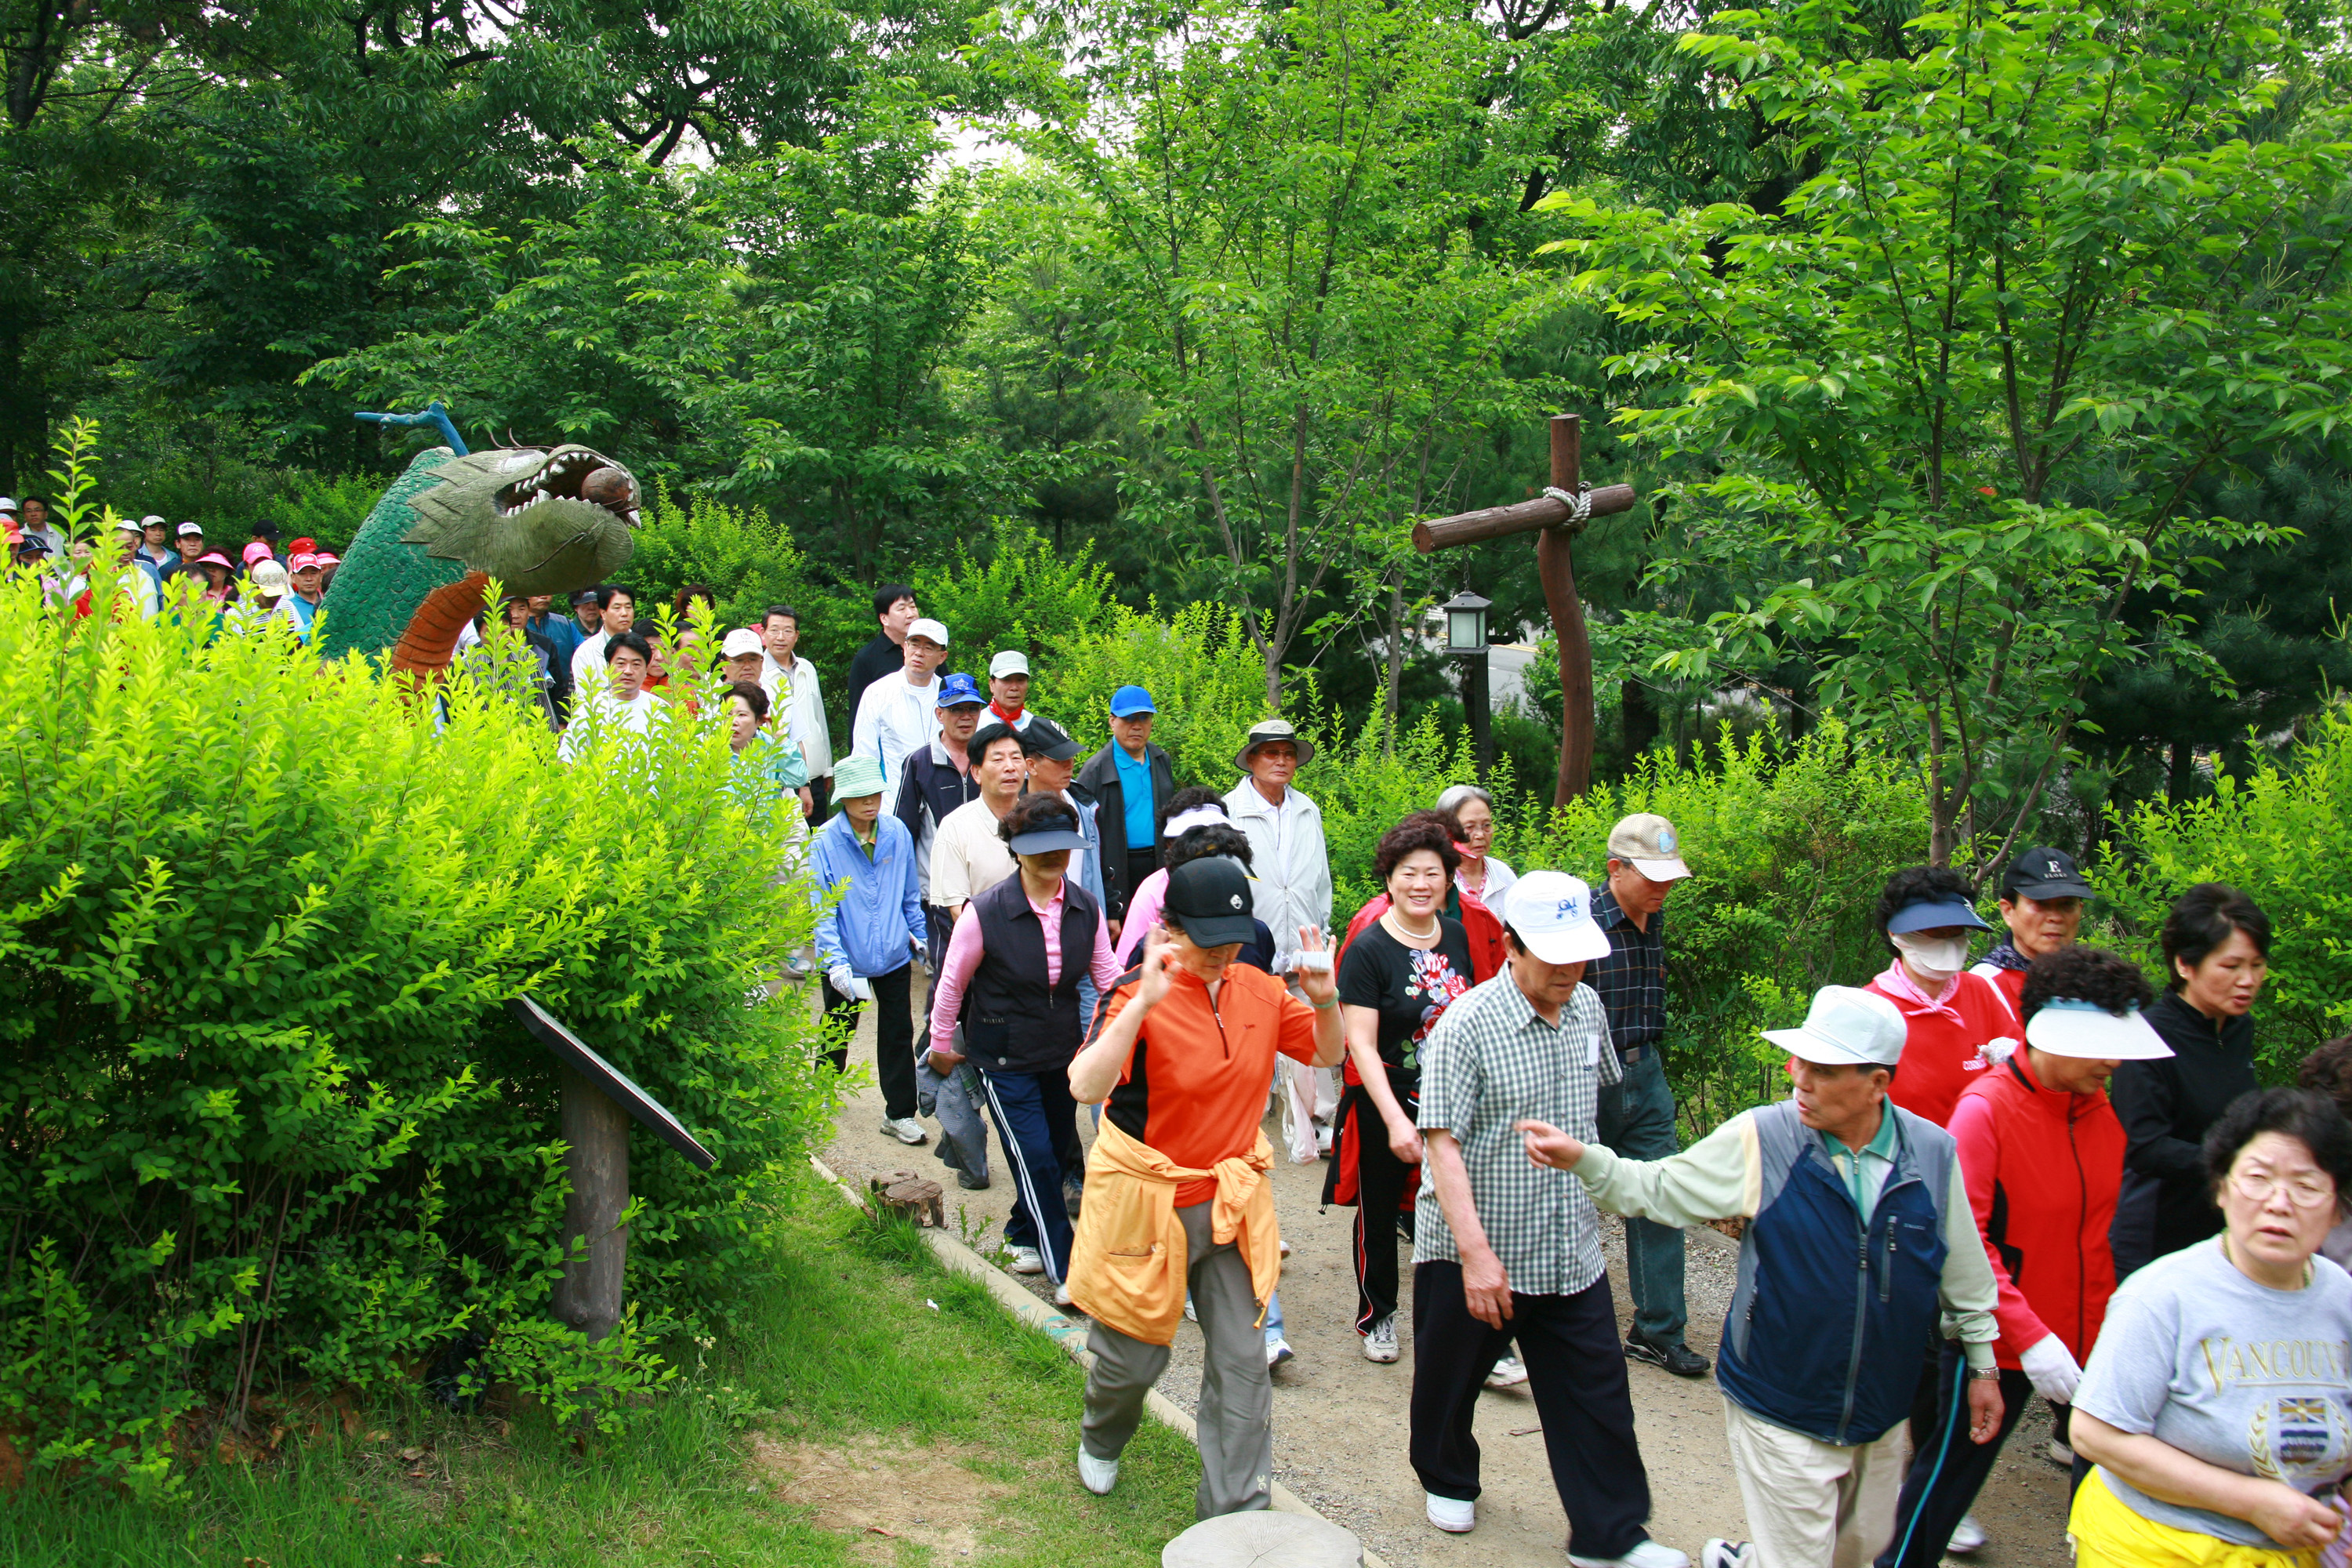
left=1886, top=897, right=1994, bottom=935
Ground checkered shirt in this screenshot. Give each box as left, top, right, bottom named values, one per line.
left=1588, top=885, right=1668, bottom=1053
left=1412, top=973, right=1621, bottom=1296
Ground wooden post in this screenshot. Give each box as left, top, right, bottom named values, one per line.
left=552, top=1064, right=630, bottom=1342
left=1541, top=415, right=1596, bottom=806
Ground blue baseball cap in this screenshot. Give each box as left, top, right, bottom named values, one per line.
left=1109, top=684, right=1156, bottom=718
left=935, top=672, right=985, bottom=709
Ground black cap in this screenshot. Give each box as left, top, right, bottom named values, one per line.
left=1021, top=717, right=1081, bottom=762
left=13, top=535, right=52, bottom=557
left=1163, top=857, right=1257, bottom=948
left=2004, top=845, right=2095, bottom=902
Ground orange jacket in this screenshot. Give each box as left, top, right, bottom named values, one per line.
left=1067, top=1115, right=1280, bottom=1347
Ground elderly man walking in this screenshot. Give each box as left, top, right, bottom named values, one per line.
left=1519, top=985, right=2005, bottom=1568
left=1225, top=717, right=1337, bottom=1152
left=1591, top=814, right=1707, bottom=1377
left=1075, top=685, right=1173, bottom=937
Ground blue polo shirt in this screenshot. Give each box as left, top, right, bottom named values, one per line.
left=1112, top=744, right=1155, bottom=849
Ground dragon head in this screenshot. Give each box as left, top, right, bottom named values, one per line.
left=400, top=444, right=641, bottom=596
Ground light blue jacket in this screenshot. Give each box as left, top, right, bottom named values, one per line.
left=811, top=811, right=925, bottom=978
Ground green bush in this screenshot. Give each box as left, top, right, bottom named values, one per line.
left=2107, top=704, right=2352, bottom=1078
left=0, top=572, right=835, bottom=1494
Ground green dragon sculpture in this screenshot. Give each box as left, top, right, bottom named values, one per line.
left=318, top=417, right=641, bottom=669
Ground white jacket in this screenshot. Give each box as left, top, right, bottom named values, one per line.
left=1222, top=779, right=1333, bottom=971
left=851, top=672, right=942, bottom=801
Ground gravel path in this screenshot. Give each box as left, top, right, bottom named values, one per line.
left=819, top=982, right=2073, bottom=1566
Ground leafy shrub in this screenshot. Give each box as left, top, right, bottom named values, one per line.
left=2107, top=705, right=2352, bottom=1077
left=0, top=572, right=834, bottom=1494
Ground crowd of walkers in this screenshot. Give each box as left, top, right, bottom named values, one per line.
left=20, top=509, right=2349, bottom=1568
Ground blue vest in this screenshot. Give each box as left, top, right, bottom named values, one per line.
left=1715, top=1100, right=1954, bottom=1446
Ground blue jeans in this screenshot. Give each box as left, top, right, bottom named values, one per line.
left=1593, top=1045, right=1687, bottom=1347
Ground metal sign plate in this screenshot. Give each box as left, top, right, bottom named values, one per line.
left=506, top=997, right=717, bottom=1171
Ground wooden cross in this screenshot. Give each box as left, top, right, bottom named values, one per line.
left=1414, top=413, right=1636, bottom=808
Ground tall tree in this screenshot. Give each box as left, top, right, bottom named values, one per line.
left=1555, top=0, right=2352, bottom=863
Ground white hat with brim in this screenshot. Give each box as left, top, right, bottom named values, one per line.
left=907, top=617, right=949, bottom=648
left=1762, top=985, right=1908, bottom=1069
left=1606, top=813, right=1693, bottom=882
left=2026, top=1000, right=2175, bottom=1061
left=1234, top=718, right=1315, bottom=772
left=720, top=627, right=766, bottom=659
left=1501, top=871, right=1613, bottom=964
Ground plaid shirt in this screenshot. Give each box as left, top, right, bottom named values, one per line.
left=1413, top=974, right=1621, bottom=1296
left=1588, top=885, right=1668, bottom=1054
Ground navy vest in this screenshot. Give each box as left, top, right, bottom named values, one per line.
left=964, top=873, right=1099, bottom=1076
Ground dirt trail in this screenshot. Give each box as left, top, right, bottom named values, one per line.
left=819, top=985, right=2072, bottom=1567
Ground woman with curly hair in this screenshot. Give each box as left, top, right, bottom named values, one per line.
left=1864, top=866, right=2016, bottom=1127
left=1328, top=812, right=1478, bottom=1367
left=1877, top=948, right=2173, bottom=1567
left=2111, top=884, right=2274, bottom=1280
left=2068, top=1087, right=2352, bottom=1566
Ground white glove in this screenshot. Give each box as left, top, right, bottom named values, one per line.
left=2019, top=1334, right=2082, bottom=1404
left=1980, top=1036, right=2020, bottom=1066
left=826, top=964, right=855, bottom=997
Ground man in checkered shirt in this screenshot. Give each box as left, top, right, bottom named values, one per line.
left=1591, top=812, right=1707, bottom=1378
left=1408, top=870, right=1686, bottom=1568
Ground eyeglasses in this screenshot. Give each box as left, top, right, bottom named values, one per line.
left=2230, top=1167, right=2338, bottom=1209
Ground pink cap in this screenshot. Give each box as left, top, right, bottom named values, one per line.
left=289, top=553, right=321, bottom=572
left=314, top=553, right=341, bottom=567
left=241, top=541, right=274, bottom=567
left=195, top=550, right=234, bottom=569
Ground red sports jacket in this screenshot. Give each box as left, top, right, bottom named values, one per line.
left=1949, top=1052, right=2125, bottom=1367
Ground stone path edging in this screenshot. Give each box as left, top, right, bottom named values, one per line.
left=809, top=1155, right=1391, bottom=1568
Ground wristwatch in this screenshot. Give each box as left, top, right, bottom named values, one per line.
left=1967, top=1367, right=2002, bottom=1381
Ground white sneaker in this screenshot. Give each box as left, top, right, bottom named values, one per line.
left=1947, top=1515, right=1987, bottom=1555
left=1077, top=1444, right=1118, bottom=1495
left=1425, top=1492, right=1474, bottom=1533
left=1050, top=1283, right=1074, bottom=1308
left=1363, top=1316, right=1399, bottom=1363
left=1485, top=1354, right=1529, bottom=1388
left=1266, top=1338, right=1296, bottom=1369
left=1568, top=1541, right=1689, bottom=1568
left=1316, top=1123, right=1335, bottom=1155
left=2048, top=1438, right=2075, bottom=1468
left=1701, top=1544, right=1753, bottom=1568
left=1184, top=1296, right=1197, bottom=1322
left=1007, top=1245, right=1044, bottom=1275
left=882, top=1115, right=927, bottom=1145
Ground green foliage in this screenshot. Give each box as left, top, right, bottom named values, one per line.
left=0, top=570, right=837, bottom=1491
left=913, top=519, right=1119, bottom=680
left=2108, top=704, right=2352, bottom=1076
left=628, top=488, right=816, bottom=639
left=1548, top=0, right=2352, bottom=860
left=1508, top=721, right=1933, bottom=1130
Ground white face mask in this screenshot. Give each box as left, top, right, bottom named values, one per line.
left=1891, top=931, right=1970, bottom=983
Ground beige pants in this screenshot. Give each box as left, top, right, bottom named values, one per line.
left=1722, top=1397, right=1904, bottom=1568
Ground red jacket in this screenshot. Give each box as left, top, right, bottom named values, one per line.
left=1969, top=960, right=2027, bottom=1024
left=1949, top=1052, right=2124, bottom=1367
left=1869, top=968, right=2016, bottom=1127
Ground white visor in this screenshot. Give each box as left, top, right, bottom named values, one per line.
left=2025, top=1000, right=2174, bottom=1061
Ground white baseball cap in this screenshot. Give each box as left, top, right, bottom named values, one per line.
left=1763, top=985, right=1907, bottom=1069
left=907, top=617, right=949, bottom=648
left=177, top=521, right=205, bottom=537
left=2026, top=999, right=2174, bottom=1061
left=989, top=648, right=1030, bottom=679
left=1608, top=813, right=1692, bottom=881
left=1500, top=871, right=1612, bottom=964
left=0, top=498, right=15, bottom=513
left=720, top=627, right=766, bottom=659
left=139, top=514, right=165, bottom=528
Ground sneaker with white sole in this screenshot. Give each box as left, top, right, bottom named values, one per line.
left=1266, top=1338, right=1296, bottom=1369
left=1947, top=1515, right=1987, bottom=1555
left=2048, top=1438, right=2074, bottom=1468
left=1485, top=1354, right=1529, bottom=1388
left=1077, top=1444, right=1118, bottom=1495
left=1700, top=1543, right=1753, bottom=1568
left=1007, top=1245, right=1044, bottom=1275
left=1363, top=1316, right=1399, bottom=1363
left=881, top=1115, right=927, bottom=1145
left=1568, top=1540, right=1689, bottom=1568
left=1050, top=1282, right=1074, bottom=1308
left=1425, top=1492, right=1474, bottom=1533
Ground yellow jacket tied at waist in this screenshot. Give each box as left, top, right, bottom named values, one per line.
left=1067, top=1116, right=1281, bottom=1345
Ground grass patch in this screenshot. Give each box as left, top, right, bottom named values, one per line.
left=4, top=1171, right=1203, bottom=1567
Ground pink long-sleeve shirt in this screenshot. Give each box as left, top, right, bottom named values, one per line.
left=929, top=878, right=1123, bottom=1057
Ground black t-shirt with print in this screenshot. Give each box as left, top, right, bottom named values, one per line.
left=1337, top=916, right=1475, bottom=1078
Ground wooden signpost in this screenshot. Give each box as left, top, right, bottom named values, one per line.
left=1413, top=413, right=1638, bottom=808
left=507, top=997, right=716, bottom=1342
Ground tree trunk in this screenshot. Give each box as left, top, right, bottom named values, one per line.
left=552, top=1065, right=630, bottom=1342
left=1382, top=577, right=1406, bottom=754
left=1540, top=416, right=1595, bottom=806
left=2168, top=738, right=2195, bottom=803
left=1621, top=679, right=1661, bottom=766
